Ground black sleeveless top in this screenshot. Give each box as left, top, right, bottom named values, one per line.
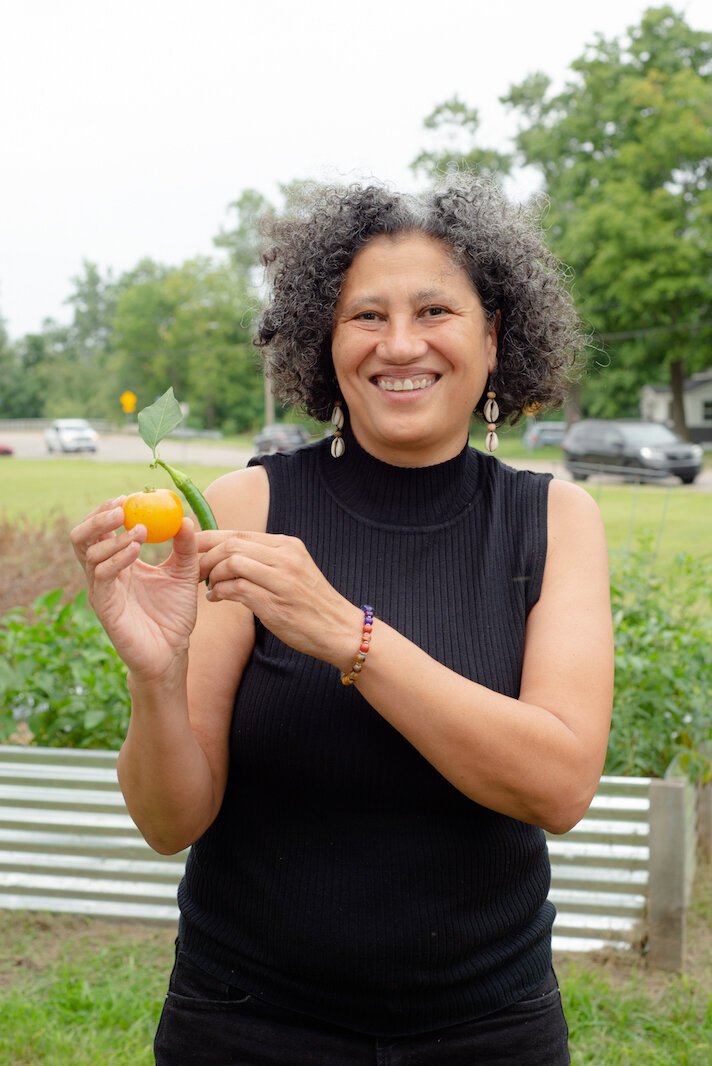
left=178, top=429, right=555, bottom=1036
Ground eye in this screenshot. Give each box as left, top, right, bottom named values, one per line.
left=354, top=311, right=380, bottom=322
left=421, top=306, right=448, bottom=318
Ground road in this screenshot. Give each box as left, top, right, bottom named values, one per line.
left=0, top=429, right=254, bottom=469
left=2, top=429, right=711, bottom=490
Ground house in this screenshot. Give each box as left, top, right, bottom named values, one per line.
left=640, top=369, right=712, bottom=444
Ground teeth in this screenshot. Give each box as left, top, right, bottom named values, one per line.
left=376, top=376, right=435, bottom=392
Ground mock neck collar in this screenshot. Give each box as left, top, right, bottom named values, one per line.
left=319, top=423, right=481, bottom=529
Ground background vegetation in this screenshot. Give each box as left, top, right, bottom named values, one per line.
left=1, top=6, right=710, bottom=438
left=1, top=459, right=710, bottom=781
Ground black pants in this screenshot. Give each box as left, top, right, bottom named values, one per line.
left=154, top=951, right=570, bottom=1065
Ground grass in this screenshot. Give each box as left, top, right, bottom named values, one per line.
left=583, top=481, right=711, bottom=566
left=0, top=913, right=170, bottom=1065
left=0, top=863, right=709, bottom=1064
left=0, top=459, right=234, bottom=523
left=2, top=453, right=710, bottom=566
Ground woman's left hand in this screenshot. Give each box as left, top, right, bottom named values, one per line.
left=197, top=530, right=361, bottom=668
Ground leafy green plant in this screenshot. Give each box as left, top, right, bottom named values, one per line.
left=0, top=588, right=130, bottom=749
left=607, top=544, right=712, bottom=783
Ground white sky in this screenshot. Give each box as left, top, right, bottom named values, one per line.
left=1, top=0, right=709, bottom=338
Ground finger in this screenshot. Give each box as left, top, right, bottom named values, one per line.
left=200, top=544, right=289, bottom=591
left=162, top=519, right=199, bottom=578
left=204, top=551, right=274, bottom=591
left=70, top=502, right=127, bottom=561
left=89, top=528, right=146, bottom=588
left=197, top=533, right=294, bottom=582
left=85, top=526, right=145, bottom=570
left=195, top=528, right=277, bottom=553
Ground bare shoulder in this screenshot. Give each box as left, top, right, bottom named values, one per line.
left=546, top=477, right=605, bottom=549
left=203, top=465, right=269, bottom=533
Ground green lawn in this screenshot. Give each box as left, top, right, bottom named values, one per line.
left=583, top=480, right=711, bottom=565
left=0, top=459, right=234, bottom=523
left=2, top=455, right=709, bottom=566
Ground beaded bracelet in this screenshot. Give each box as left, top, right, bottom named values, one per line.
left=341, top=605, right=375, bottom=686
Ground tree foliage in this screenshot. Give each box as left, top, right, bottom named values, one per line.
left=1, top=254, right=265, bottom=431
left=413, top=6, right=712, bottom=428
left=412, top=97, right=512, bottom=182
left=111, top=257, right=263, bottom=432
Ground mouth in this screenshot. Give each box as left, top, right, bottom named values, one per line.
left=371, top=374, right=439, bottom=393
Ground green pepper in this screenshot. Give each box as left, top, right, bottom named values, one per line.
left=151, top=458, right=218, bottom=531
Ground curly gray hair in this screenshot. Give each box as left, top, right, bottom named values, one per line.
left=256, top=175, right=582, bottom=422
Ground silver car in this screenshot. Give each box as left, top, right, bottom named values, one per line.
left=44, top=419, right=99, bottom=453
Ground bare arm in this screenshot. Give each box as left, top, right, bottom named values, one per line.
left=102, top=467, right=268, bottom=854
left=201, top=478, right=613, bottom=834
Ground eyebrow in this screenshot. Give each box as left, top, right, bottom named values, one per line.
left=340, top=287, right=450, bottom=316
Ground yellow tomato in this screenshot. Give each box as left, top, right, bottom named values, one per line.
left=123, top=489, right=184, bottom=543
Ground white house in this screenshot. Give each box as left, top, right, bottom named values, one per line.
left=639, top=369, right=712, bottom=443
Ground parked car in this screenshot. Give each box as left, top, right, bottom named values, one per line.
left=44, top=418, right=98, bottom=453
left=562, top=420, right=703, bottom=484
left=522, top=420, right=567, bottom=450
left=0, top=443, right=13, bottom=457
left=252, top=423, right=310, bottom=455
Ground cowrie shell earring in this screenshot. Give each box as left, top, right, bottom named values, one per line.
left=331, top=400, right=345, bottom=458
left=484, top=387, right=499, bottom=453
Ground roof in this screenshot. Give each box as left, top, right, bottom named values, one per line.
left=642, top=369, right=712, bottom=395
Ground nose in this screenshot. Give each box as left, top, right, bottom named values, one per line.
left=378, top=316, right=429, bottom=361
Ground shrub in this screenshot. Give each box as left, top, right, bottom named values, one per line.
left=607, top=545, right=712, bottom=783
left=1, top=543, right=710, bottom=772
left=0, top=588, right=130, bottom=749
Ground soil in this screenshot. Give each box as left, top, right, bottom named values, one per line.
left=555, top=857, right=711, bottom=994
left=0, top=512, right=168, bottom=617
left=0, top=513, right=86, bottom=617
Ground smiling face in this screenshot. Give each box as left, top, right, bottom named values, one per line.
left=331, top=232, right=498, bottom=466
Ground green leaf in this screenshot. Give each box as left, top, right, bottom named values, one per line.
left=137, top=387, right=184, bottom=458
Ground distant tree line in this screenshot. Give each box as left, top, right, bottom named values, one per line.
left=1, top=6, right=709, bottom=436
left=0, top=249, right=266, bottom=433
left=413, top=5, right=712, bottom=436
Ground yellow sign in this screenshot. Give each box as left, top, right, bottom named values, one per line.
left=120, top=390, right=137, bottom=413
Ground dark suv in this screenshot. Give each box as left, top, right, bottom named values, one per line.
left=253, top=423, right=310, bottom=455
left=562, top=420, right=703, bottom=484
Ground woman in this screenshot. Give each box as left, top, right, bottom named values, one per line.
left=71, top=176, right=613, bottom=1064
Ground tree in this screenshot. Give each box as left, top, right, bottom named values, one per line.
left=213, top=179, right=329, bottom=426
left=111, top=258, right=263, bottom=432
left=411, top=97, right=512, bottom=182
left=41, top=262, right=120, bottom=420
left=1, top=333, right=51, bottom=418
left=214, top=188, right=274, bottom=281
left=414, top=7, right=712, bottom=431
left=0, top=315, right=13, bottom=415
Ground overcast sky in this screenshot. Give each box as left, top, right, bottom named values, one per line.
left=1, top=0, right=709, bottom=339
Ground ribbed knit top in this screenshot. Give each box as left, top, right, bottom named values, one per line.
left=178, top=428, right=555, bottom=1036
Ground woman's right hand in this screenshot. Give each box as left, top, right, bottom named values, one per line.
left=70, top=498, right=201, bottom=683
